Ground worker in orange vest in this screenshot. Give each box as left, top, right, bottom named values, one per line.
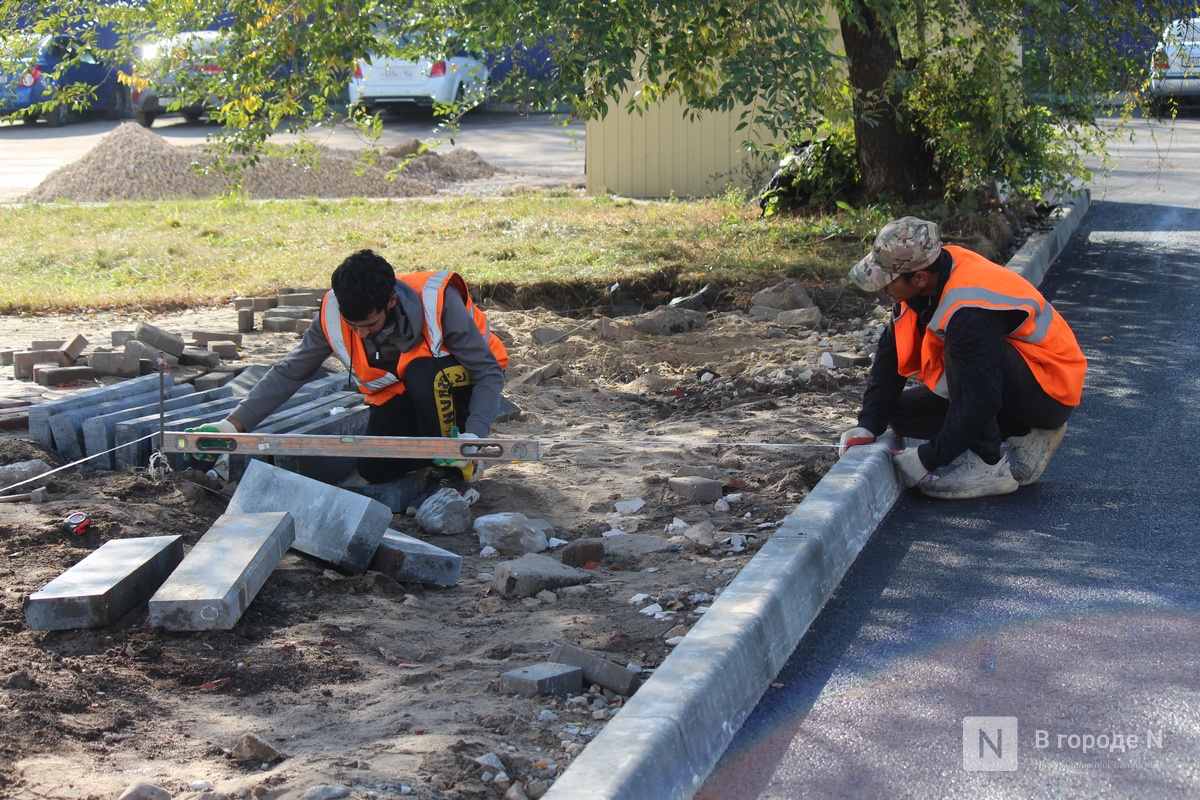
left=189, top=249, right=507, bottom=505
left=838, top=217, right=1087, bottom=499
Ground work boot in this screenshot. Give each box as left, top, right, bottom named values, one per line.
left=919, top=451, right=1019, bottom=500
left=405, top=467, right=480, bottom=516
left=1005, top=424, right=1068, bottom=486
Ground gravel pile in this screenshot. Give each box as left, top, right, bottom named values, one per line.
left=19, top=122, right=498, bottom=203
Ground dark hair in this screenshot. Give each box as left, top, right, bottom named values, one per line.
left=331, top=249, right=396, bottom=321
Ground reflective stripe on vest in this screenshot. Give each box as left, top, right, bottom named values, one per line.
left=893, top=245, right=1085, bottom=404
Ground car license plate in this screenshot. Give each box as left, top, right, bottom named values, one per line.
left=382, top=67, right=415, bottom=80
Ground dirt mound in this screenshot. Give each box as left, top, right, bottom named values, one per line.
left=18, top=122, right=497, bottom=203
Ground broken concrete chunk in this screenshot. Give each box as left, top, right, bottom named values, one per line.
left=475, top=512, right=549, bottom=554
left=493, top=553, right=590, bottom=598
left=414, top=488, right=473, bottom=535
left=667, top=475, right=723, bottom=502
left=628, top=306, right=706, bottom=335
left=370, top=529, right=462, bottom=587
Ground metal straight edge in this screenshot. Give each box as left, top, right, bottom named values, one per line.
left=541, top=195, right=1093, bottom=800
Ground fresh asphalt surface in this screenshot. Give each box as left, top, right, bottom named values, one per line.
left=697, top=118, right=1200, bottom=798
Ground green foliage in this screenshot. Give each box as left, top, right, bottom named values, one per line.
left=759, top=125, right=859, bottom=216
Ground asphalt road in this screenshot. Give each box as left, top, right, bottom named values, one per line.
left=698, top=117, right=1200, bottom=798
left=0, top=110, right=586, bottom=202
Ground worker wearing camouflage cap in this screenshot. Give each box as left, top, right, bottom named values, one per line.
left=838, top=216, right=1087, bottom=499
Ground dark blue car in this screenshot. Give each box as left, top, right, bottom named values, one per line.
left=0, top=30, right=129, bottom=126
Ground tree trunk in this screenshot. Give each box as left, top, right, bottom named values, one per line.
left=838, top=1, right=935, bottom=200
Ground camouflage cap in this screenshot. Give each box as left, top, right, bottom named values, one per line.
left=849, top=216, right=942, bottom=292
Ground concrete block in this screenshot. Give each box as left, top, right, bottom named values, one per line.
left=228, top=460, right=391, bottom=574
left=179, top=346, right=220, bottom=368
left=338, top=465, right=425, bottom=514
left=192, top=331, right=243, bottom=347
left=31, top=339, right=66, bottom=350
left=35, top=365, right=96, bottom=386
left=495, top=395, right=523, bottom=423
left=263, top=306, right=318, bottom=321
left=124, top=339, right=179, bottom=370
left=13, top=349, right=68, bottom=379
left=50, top=385, right=192, bottom=462
left=296, top=319, right=312, bottom=334
left=87, top=351, right=140, bottom=378
left=267, top=397, right=368, bottom=485
left=227, top=363, right=272, bottom=395
left=262, top=316, right=302, bottom=333
left=133, top=322, right=186, bottom=357
left=278, top=289, right=327, bottom=306
left=233, top=296, right=278, bottom=311
left=370, top=528, right=462, bottom=586
left=0, top=349, right=13, bottom=367
left=237, top=308, right=255, bottom=333
left=193, top=370, right=239, bottom=392
left=59, top=334, right=89, bottom=360
left=111, top=330, right=135, bottom=347
left=206, top=341, right=240, bottom=359
left=829, top=350, right=871, bottom=368
left=667, top=475, right=723, bottom=502
left=113, top=396, right=242, bottom=470
left=26, top=536, right=184, bottom=630
left=148, top=512, right=294, bottom=631
left=27, top=374, right=173, bottom=448
left=83, top=387, right=230, bottom=469
left=493, top=553, right=591, bottom=599
left=550, top=642, right=642, bottom=696
left=500, top=662, right=583, bottom=697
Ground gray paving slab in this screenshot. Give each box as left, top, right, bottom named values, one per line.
left=82, top=386, right=235, bottom=469
left=227, top=459, right=391, bottom=574
left=270, top=398, right=368, bottom=484
left=133, top=321, right=186, bottom=357
left=25, top=536, right=184, bottom=630
left=370, top=528, right=462, bottom=586
left=113, top=397, right=242, bottom=470
left=541, top=192, right=1092, bottom=800
left=26, top=374, right=174, bottom=447
left=148, top=511, right=294, bottom=631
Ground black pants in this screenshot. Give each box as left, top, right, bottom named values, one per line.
left=357, top=356, right=474, bottom=483
left=889, top=342, right=1074, bottom=463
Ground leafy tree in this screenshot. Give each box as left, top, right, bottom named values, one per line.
left=2, top=0, right=1190, bottom=201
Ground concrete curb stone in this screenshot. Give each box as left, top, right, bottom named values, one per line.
left=541, top=190, right=1092, bottom=800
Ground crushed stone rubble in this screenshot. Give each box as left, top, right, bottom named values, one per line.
left=18, top=122, right=498, bottom=203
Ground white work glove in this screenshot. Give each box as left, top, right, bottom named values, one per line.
left=838, top=426, right=876, bottom=457
left=452, top=431, right=484, bottom=480
left=891, top=447, right=931, bottom=488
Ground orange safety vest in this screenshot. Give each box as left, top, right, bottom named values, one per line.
left=893, top=246, right=1086, bottom=405
left=320, top=270, right=509, bottom=405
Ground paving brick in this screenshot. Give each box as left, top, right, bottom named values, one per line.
left=192, top=331, right=243, bottom=347
left=34, top=365, right=95, bottom=386
left=31, top=339, right=66, bottom=350
left=87, top=351, right=140, bottom=378
left=114, top=396, right=242, bottom=470
left=111, top=330, right=135, bottom=347
left=205, top=341, right=240, bottom=359
left=228, top=459, right=391, bottom=574
left=148, top=512, right=294, bottom=631
left=233, top=297, right=278, bottom=311
left=550, top=642, right=643, bottom=696
left=50, top=385, right=192, bottom=462
left=0, top=349, right=13, bottom=367
left=278, top=289, right=327, bottom=306
left=133, top=322, right=186, bottom=357
left=179, top=346, right=220, bottom=368
left=295, top=319, right=312, bottom=334
left=27, top=374, right=174, bottom=447
left=238, top=307, right=255, bottom=333
left=261, top=316, right=303, bottom=332
left=83, top=387, right=231, bottom=469
left=13, top=349, right=68, bottom=379
left=26, top=536, right=184, bottom=630
left=263, top=306, right=318, bottom=321
left=500, top=662, right=583, bottom=697
left=124, top=339, right=179, bottom=370
left=59, top=334, right=89, bottom=360
left=667, top=475, right=723, bottom=502
left=370, top=528, right=463, bottom=586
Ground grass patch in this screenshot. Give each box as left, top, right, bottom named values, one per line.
left=0, top=195, right=883, bottom=314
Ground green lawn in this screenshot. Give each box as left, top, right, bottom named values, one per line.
left=0, top=194, right=886, bottom=313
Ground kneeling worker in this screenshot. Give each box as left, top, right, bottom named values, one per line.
left=838, top=217, right=1086, bottom=499
left=190, top=249, right=508, bottom=501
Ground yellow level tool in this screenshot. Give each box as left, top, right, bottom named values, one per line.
left=165, top=432, right=540, bottom=462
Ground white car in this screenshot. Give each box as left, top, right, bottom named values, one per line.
left=1150, top=18, right=1200, bottom=113
left=349, top=35, right=489, bottom=116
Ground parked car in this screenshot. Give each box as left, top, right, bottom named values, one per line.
left=0, top=30, right=129, bottom=126
left=349, top=33, right=489, bottom=116
left=131, top=30, right=226, bottom=127
left=1150, top=18, right=1200, bottom=113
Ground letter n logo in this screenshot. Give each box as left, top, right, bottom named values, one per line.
left=962, top=716, right=1018, bottom=771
